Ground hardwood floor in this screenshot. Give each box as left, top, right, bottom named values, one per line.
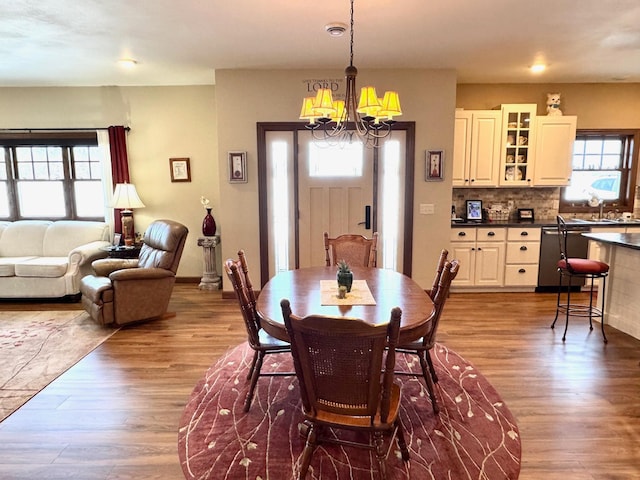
left=0, top=285, right=639, bottom=479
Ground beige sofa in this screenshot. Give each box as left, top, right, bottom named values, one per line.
left=0, top=220, right=111, bottom=299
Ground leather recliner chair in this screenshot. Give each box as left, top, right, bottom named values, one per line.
left=80, top=219, right=189, bottom=327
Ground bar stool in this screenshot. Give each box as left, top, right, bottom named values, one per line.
left=551, top=215, right=610, bottom=343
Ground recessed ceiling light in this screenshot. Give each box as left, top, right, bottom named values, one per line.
left=117, top=58, right=138, bottom=69
left=325, top=23, right=347, bottom=37
left=530, top=63, right=546, bottom=74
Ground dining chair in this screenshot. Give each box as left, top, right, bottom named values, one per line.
left=280, top=299, right=410, bottom=480
left=323, top=231, right=379, bottom=267
left=395, top=259, right=460, bottom=414
left=551, top=215, right=609, bottom=343
left=426, top=248, right=449, bottom=299
left=224, top=253, right=292, bottom=412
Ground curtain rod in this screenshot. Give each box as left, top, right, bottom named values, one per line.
left=0, top=126, right=130, bottom=133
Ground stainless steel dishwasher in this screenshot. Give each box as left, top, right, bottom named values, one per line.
left=536, top=224, right=591, bottom=292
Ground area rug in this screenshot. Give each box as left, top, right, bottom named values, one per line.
left=0, top=310, right=118, bottom=422
left=178, top=342, right=521, bottom=479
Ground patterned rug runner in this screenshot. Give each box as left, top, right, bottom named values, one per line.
left=0, top=310, right=117, bottom=422
left=179, top=342, right=521, bottom=479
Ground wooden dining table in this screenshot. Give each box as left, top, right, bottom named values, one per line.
left=256, top=266, right=435, bottom=344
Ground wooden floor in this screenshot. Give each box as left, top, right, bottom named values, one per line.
left=0, top=285, right=639, bottom=479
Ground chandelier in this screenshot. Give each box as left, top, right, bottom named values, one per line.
left=298, top=0, right=402, bottom=147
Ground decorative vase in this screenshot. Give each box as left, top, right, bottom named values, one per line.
left=337, top=271, right=353, bottom=292
left=202, top=208, right=217, bottom=236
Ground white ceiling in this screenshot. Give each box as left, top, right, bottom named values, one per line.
left=2, top=0, right=640, bottom=87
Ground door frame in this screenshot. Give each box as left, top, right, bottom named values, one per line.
left=256, top=121, right=416, bottom=286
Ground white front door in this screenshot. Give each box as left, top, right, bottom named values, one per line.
left=297, top=132, right=374, bottom=267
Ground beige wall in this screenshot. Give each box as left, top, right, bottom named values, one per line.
left=456, top=83, right=640, bottom=128
left=2, top=81, right=639, bottom=287
left=215, top=69, right=458, bottom=290
left=0, top=86, right=218, bottom=278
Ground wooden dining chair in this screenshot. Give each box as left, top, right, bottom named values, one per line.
left=395, top=259, right=460, bottom=414
left=280, top=299, right=410, bottom=480
left=323, top=231, right=379, bottom=267
left=426, top=249, right=449, bottom=299
left=224, top=252, right=292, bottom=412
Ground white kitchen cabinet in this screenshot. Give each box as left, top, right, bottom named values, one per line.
left=504, top=227, right=541, bottom=287
left=532, top=115, right=577, bottom=186
left=450, top=227, right=506, bottom=287
left=499, top=104, right=537, bottom=187
left=452, top=110, right=502, bottom=187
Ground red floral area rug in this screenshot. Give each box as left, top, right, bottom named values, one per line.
left=178, top=342, right=521, bottom=479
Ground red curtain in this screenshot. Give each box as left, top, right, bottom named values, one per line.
left=108, top=126, right=130, bottom=235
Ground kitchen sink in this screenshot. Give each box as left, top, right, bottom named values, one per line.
left=571, top=218, right=640, bottom=224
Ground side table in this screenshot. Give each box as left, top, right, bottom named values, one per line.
left=102, top=245, right=141, bottom=259
left=197, top=236, right=221, bottom=290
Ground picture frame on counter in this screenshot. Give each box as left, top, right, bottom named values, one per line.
left=426, top=150, right=444, bottom=181
left=228, top=151, right=248, bottom=183
left=517, top=208, right=535, bottom=222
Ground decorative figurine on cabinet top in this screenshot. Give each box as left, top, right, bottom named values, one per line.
left=546, top=93, right=563, bottom=116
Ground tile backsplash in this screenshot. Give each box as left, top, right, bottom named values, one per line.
left=452, top=185, right=640, bottom=222
left=452, top=188, right=560, bottom=221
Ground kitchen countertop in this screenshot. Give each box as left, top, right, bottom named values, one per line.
left=582, top=232, right=640, bottom=251
left=451, top=219, right=640, bottom=228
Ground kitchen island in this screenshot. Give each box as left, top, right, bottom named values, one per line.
left=583, top=232, right=640, bottom=340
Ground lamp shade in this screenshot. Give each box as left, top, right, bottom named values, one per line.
left=111, top=183, right=145, bottom=210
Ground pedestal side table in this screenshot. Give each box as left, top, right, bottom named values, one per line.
left=197, top=236, right=221, bottom=290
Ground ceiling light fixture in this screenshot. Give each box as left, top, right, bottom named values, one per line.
left=118, top=58, right=138, bottom=69
left=299, top=0, right=401, bottom=147
left=530, top=63, right=546, bottom=74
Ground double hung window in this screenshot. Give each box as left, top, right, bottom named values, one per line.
left=560, top=130, right=638, bottom=213
left=0, top=132, right=106, bottom=221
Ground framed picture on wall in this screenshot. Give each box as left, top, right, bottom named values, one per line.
left=228, top=151, right=247, bottom=183
left=170, top=158, right=191, bottom=182
left=426, top=150, right=444, bottom=181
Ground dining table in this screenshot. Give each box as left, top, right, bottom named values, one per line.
left=255, top=266, right=435, bottom=344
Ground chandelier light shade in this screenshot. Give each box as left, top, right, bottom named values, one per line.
left=299, top=0, right=402, bottom=147
left=111, top=183, right=145, bottom=246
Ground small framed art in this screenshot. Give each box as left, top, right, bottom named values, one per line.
left=113, top=233, right=122, bottom=246
left=426, top=150, right=444, bottom=181
left=170, top=158, right=191, bottom=182
left=229, top=151, right=247, bottom=183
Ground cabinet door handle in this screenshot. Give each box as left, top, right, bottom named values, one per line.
left=488, top=231, right=495, bottom=236
left=518, top=268, right=526, bottom=273
left=520, top=231, right=528, bottom=236
left=520, top=245, right=528, bottom=251
left=477, top=247, right=482, bottom=251
left=458, top=232, right=466, bottom=237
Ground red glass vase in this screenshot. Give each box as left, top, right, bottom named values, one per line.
left=202, top=208, right=217, bottom=236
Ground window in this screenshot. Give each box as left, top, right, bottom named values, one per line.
left=560, top=130, right=638, bottom=213
left=0, top=132, right=106, bottom=221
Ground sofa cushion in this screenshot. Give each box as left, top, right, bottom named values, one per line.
left=0, top=221, right=51, bottom=257
left=14, top=257, right=69, bottom=278
left=43, top=221, right=110, bottom=257
left=0, top=257, right=38, bottom=277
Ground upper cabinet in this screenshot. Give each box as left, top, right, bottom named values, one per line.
left=499, top=104, right=537, bottom=186
left=454, top=104, right=577, bottom=188
left=452, top=110, right=502, bottom=187
left=532, top=115, right=577, bottom=186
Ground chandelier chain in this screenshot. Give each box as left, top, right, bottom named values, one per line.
left=349, top=0, right=355, bottom=68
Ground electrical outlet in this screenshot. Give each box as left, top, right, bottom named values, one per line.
left=419, top=203, right=435, bottom=215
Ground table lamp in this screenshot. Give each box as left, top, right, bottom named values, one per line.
left=111, top=183, right=145, bottom=246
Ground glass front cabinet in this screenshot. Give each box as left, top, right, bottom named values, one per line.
left=499, top=104, right=537, bottom=186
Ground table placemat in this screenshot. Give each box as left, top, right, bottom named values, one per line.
left=320, top=280, right=377, bottom=306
